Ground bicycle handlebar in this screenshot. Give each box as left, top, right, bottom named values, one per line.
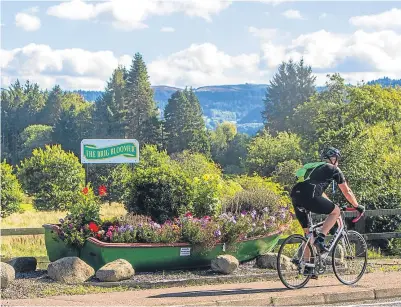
left=339, top=205, right=365, bottom=223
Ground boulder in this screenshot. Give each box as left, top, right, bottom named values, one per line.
left=211, top=255, right=239, bottom=274
left=256, top=253, right=296, bottom=270
left=7, top=257, right=37, bottom=273
left=1, top=262, right=15, bottom=289
left=96, top=259, right=135, bottom=282
left=47, top=257, right=94, bottom=284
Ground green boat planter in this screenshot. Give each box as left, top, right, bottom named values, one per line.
left=44, top=224, right=282, bottom=272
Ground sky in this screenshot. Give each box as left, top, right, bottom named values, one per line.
left=1, top=0, right=401, bottom=91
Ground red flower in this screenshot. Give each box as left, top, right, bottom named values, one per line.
left=185, top=212, right=193, bottom=218
left=82, top=187, right=89, bottom=195
left=88, top=222, right=99, bottom=232
left=98, top=185, right=107, bottom=196
left=203, top=216, right=211, bottom=220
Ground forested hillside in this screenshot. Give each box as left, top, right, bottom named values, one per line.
left=73, top=78, right=400, bottom=135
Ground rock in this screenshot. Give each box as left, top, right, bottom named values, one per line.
left=1, top=262, right=15, bottom=289
left=6, top=257, right=37, bottom=273
left=211, top=255, right=239, bottom=274
left=96, top=259, right=135, bottom=282
left=256, top=253, right=296, bottom=270
left=47, top=257, right=95, bottom=284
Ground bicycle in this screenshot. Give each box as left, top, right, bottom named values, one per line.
left=277, top=205, right=368, bottom=289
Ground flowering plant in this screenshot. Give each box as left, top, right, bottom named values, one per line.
left=56, top=185, right=103, bottom=248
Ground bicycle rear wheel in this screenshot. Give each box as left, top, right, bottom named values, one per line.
left=277, top=234, right=315, bottom=289
left=332, top=230, right=367, bottom=285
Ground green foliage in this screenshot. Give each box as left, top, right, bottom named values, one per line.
left=57, top=186, right=102, bottom=248
left=17, top=125, right=53, bottom=161
left=17, top=145, right=85, bottom=211
left=52, top=97, right=93, bottom=156
left=125, top=53, right=161, bottom=145
left=272, top=160, right=301, bottom=191
left=263, top=58, right=316, bottom=133
left=223, top=175, right=290, bottom=215
left=0, top=160, right=24, bottom=217
left=164, top=88, right=210, bottom=155
left=125, top=145, right=194, bottom=223
left=247, top=130, right=304, bottom=176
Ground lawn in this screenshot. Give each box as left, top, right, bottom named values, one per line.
left=0, top=202, right=127, bottom=260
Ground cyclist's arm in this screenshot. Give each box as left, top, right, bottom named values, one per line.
left=338, top=181, right=359, bottom=208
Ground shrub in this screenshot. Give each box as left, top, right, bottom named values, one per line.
left=223, top=175, right=290, bottom=214
left=125, top=145, right=194, bottom=223
left=0, top=160, right=24, bottom=217
left=173, top=151, right=224, bottom=217
left=18, top=145, right=85, bottom=210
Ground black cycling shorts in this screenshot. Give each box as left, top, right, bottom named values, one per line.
left=291, top=195, right=335, bottom=228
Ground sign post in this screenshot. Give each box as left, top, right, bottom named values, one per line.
left=81, top=139, right=140, bottom=184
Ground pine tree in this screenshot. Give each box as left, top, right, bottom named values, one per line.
left=125, top=53, right=160, bottom=145
left=262, top=58, right=316, bottom=133
left=93, top=66, right=128, bottom=138
left=40, top=85, right=64, bottom=127
left=164, top=88, right=210, bottom=155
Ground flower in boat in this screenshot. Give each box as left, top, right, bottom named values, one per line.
left=82, top=187, right=89, bottom=195
left=98, top=185, right=107, bottom=196
left=214, top=228, right=222, bottom=237
left=88, top=222, right=99, bottom=232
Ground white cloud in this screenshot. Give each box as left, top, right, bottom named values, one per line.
left=148, top=43, right=261, bottom=87
left=161, top=27, right=175, bottom=32
left=2, top=29, right=401, bottom=91
left=47, top=0, right=231, bottom=30
left=349, top=8, right=401, bottom=30
left=319, top=13, right=327, bottom=19
left=248, top=26, right=277, bottom=40
left=260, top=0, right=293, bottom=6
left=15, top=12, right=41, bottom=31
left=261, top=29, right=401, bottom=73
left=282, top=9, right=304, bottom=20
left=1, top=43, right=132, bottom=90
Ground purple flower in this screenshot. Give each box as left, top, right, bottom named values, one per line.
left=128, top=225, right=134, bottom=231
left=251, top=210, right=257, bottom=219
left=240, top=210, right=247, bottom=217
left=214, top=229, right=221, bottom=237
left=68, top=224, right=73, bottom=229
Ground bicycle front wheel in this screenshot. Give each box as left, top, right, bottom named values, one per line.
left=332, top=230, right=367, bottom=285
left=277, top=234, right=315, bottom=289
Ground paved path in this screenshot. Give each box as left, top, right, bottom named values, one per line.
left=3, top=271, right=401, bottom=306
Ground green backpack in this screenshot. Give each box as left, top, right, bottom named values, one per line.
left=295, top=162, right=326, bottom=183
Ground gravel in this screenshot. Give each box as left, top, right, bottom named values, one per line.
left=2, top=260, right=400, bottom=300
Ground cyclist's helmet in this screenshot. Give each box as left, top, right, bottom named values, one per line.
left=321, top=146, right=341, bottom=160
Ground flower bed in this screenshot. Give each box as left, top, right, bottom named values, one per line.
left=45, top=184, right=292, bottom=271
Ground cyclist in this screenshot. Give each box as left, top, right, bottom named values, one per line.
left=290, top=147, right=365, bottom=269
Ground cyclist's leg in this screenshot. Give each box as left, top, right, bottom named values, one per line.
left=291, top=197, right=312, bottom=260
left=311, top=197, right=340, bottom=236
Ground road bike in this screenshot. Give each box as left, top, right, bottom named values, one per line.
left=277, top=205, right=368, bottom=289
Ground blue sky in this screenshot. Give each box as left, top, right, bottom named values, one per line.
left=1, top=1, right=401, bottom=90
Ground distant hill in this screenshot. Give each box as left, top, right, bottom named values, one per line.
left=73, top=77, right=400, bottom=135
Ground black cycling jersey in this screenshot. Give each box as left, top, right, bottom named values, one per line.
left=291, top=163, right=346, bottom=198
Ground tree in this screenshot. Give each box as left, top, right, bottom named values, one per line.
left=52, top=101, right=93, bottom=156
left=93, top=66, right=128, bottom=138
left=125, top=53, right=160, bottom=145
left=40, top=85, right=64, bottom=127
left=164, top=88, right=210, bottom=155
left=17, top=145, right=86, bottom=210
left=17, top=124, right=53, bottom=161
left=262, top=59, right=316, bottom=133
left=1, top=160, right=24, bottom=217
left=247, top=130, right=304, bottom=177
left=1, top=80, right=46, bottom=164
